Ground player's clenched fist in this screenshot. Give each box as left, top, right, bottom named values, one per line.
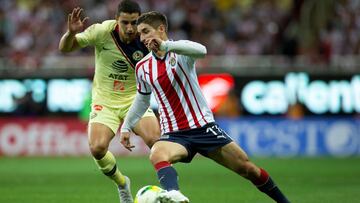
left=144, top=37, right=163, bottom=52
left=67, top=7, right=89, bottom=34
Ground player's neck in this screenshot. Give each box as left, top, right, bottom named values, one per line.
left=154, top=50, right=166, bottom=58
left=119, top=33, right=133, bottom=44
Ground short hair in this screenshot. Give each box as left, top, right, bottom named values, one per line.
left=116, top=0, right=141, bottom=16
left=136, top=11, right=168, bottom=32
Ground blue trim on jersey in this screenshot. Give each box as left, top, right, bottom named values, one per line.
left=111, top=27, right=149, bottom=67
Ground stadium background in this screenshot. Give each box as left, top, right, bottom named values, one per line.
left=0, top=0, right=360, bottom=202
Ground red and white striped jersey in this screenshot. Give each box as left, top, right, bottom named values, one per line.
left=135, top=51, right=215, bottom=134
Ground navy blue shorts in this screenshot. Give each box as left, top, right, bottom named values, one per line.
left=159, top=123, right=233, bottom=163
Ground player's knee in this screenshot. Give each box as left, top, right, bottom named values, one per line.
left=149, top=148, right=169, bottom=165
left=89, top=142, right=108, bottom=159
left=235, top=160, right=258, bottom=179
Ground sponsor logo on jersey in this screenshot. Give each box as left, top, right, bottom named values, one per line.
left=93, top=105, right=103, bottom=111
left=113, top=80, right=125, bottom=91
left=132, top=50, right=144, bottom=61
left=108, top=73, right=129, bottom=80
left=112, top=60, right=128, bottom=73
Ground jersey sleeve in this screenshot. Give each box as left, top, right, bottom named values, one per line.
left=161, top=40, right=207, bottom=59
left=135, top=64, right=152, bottom=95
left=75, top=23, right=102, bottom=47
left=177, top=54, right=196, bottom=72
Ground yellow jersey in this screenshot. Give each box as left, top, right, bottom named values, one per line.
left=76, top=20, right=148, bottom=109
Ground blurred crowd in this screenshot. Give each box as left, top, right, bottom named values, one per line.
left=0, top=0, right=360, bottom=70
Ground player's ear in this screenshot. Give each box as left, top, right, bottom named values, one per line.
left=158, top=24, right=166, bottom=33
left=115, top=14, right=120, bottom=21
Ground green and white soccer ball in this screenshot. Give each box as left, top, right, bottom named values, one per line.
left=134, top=185, right=164, bottom=203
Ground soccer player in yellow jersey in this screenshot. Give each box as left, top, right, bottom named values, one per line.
left=59, top=1, right=160, bottom=202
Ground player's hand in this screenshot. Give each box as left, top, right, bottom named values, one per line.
left=120, top=132, right=135, bottom=151
left=145, top=37, right=163, bottom=52
left=67, top=7, right=89, bottom=34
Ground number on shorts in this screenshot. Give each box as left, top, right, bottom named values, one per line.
left=206, top=125, right=222, bottom=136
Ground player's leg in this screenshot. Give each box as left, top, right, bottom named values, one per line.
left=150, top=141, right=188, bottom=190
left=207, top=141, right=290, bottom=203
left=88, top=105, right=133, bottom=203
left=149, top=141, right=189, bottom=202
left=88, top=122, right=127, bottom=185
left=132, top=115, right=160, bottom=148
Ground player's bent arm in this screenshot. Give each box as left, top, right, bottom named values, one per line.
left=160, top=40, right=207, bottom=58
left=121, top=92, right=151, bottom=133
left=59, top=31, right=81, bottom=53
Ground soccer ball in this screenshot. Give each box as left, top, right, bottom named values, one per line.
left=134, top=185, right=164, bottom=203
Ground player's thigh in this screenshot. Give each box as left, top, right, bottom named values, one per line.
left=133, top=115, right=160, bottom=147
left=88, top=105, right=119, bottom=149
left=207, top=141, right=250, bottom=171
left=150, top=141, right=188, bottom=164
left=88, top=122, right=115, bottom=146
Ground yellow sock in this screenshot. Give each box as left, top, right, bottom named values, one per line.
left=94, top=151, right=126, bottom=186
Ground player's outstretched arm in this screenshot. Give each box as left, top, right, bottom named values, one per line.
left=120, top=92, right=151, bottom=151
left=59, top=7, right=89, bottom=52
left=160, top=40, right=207, bottom=58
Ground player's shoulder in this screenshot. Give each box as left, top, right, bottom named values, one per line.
left=100, top=20, right=117, bottom=31
left=90, top=20, right=116, bottom=33
left=87, top=20, right=116, bottom=33
left=135, top=53, right=152, bottom=71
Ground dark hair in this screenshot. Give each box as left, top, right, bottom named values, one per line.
left=116, top=0, right=141, bottom=16
left=136, top=11, right=168, bottom=32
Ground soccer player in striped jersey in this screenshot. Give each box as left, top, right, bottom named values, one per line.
left=120, top=11, right=290, bottom=203
left=59, top=1, right=161, bottom=203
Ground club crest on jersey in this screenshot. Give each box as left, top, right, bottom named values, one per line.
left=133, top=50, right=144, bottom=61
left=112, top=60, right=128, bottom=73
left=169, top=57, right=176, bottom=66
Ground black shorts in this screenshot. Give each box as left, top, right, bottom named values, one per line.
left=159, top=123, right=233, bottom=163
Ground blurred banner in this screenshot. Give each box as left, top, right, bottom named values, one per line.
left=1, top=72, right=359, bottom=116
left=0, top=117, right=149, bottom=157
left=217, top=117, right=360, bottom=157
left=1, top=117, right=359, bottom=157
left=236, top=73, right=360, bottom=115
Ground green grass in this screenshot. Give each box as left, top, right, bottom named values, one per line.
left=0, top=156, right=360, bottom=203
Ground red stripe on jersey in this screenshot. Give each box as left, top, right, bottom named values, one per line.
left=136, top=57, right=151, bottom=73
left=136, top=65, right=143, bottom=92
left=177, top=62, right=208, bottom=124
left=141, top=66, right=149, bottom=93
left=172, top=68, right=201, bottom=128
left=136, top=57, right=152, bottom=93
left=157, top=59, right=190, bottom=130
left=149, top=58, right=173, bottom=132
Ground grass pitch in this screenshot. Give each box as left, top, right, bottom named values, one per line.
left=0, top=156, right=359, bottom=203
